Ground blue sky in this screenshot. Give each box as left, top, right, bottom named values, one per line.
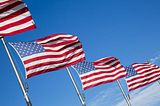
left=0, top=0, right=160, bottom=106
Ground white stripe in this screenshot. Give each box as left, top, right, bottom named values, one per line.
left=40, top=36, right=78, bottom=45
left=80, top=64, right=124, bottom=77
left=126, top=72, right=160, bottom=85
left=135, top=67, right=160, bottom=74
left=94, top=57, right=116, bottom=65
left=107, top=59, right=119, bottom=66
left=80, top=68, right=126, bottom=82
left=138, top=69, right=160, bottom=75
left=43, top=42, right=81, bottom=51
left=24, top=48, right=83, bottom=68
left=0, top=3, right=26, bottom=19
left=0, top=20, right=34, bottom=34
left=22, top=43, right=82, bottom=61
left=0, top=0, right=9, bottom=3
left=0, top=11, right=31, bottom=27
left=133, top=69, right=159, bottom=78
left=127, top=75, right=160, bottom=90
left=94, top=64, right=122, bottom=69
left=37, top=34, right=77, bottom=44
left=82, top=72, right=126, bottom=88
left=0, top=0, right=18, bottom=9
left=26, top=54, right=85, bottom=75
left=0, top=0, right=21, bottom=4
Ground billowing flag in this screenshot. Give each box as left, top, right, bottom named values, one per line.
left=9, top=34, right=85, bottom=78
left=125, top=63, right=160, bottom=92
left=0, top=0, right=36, bottom=36
left=72, top=57, right=127, bottom=90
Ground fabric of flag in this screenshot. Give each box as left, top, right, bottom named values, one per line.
left=72, top=57, right=127, bottom=90
left=0, top=0, right=12, bottom=5
left=0, top=0, right=36, bottom=36
left=9, top=34, right=85, bottom=78
left=125, top=63, right=160, bottom=92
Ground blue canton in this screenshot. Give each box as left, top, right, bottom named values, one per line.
left=125, top=65, right=139, bottom=78
left=9, top=40, right=46, bottom=58
left=72, top=61, right=96, bottom=75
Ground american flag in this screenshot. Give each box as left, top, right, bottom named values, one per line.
left=9, top=34, right=85, bottom=78
left=125, top=63, right=160, bottom=92
left=72, top=57, right=127, bottom=90
left=0, top=0, right=36, bottom=36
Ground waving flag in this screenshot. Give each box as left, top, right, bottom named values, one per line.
left=9, top=34, right=85, bottom=78
left=0, top=0, right=36, bottom=36
left=72, top=57, right=127, bottom=90
left=125, top=63, right=160, bottom=92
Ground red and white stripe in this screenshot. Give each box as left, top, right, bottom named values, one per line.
left=0, top=0, right=14, bottom=5
left=0, top=0, right=36, bottom=36
left=81, top=57, right=127, bottom=90
left=126, top=63, right=160, bottom=92
left=24, top=34, right=85, bottom=78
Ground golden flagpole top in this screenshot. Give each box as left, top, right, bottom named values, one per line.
left=147, top=60, right=150, bottom=63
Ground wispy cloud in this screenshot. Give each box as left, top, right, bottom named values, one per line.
left=150, top=54, right=160, bottom=64
left=116, top=82, right=160, bottom=106
left=86, top=82, right=125, bottom=106
left=87, top=89, right=112, bottom=106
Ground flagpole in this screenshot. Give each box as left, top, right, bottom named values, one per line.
left=0, top=36, right=32, bottom=106
left=116, top=80, right=132, bottom=106
left=66, top=67, right=86, bottom=106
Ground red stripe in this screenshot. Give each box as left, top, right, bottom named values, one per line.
left=93, top=57, right=120, bottom=68
left=137, top=68, right=160, bottom=75
left=36, top=34, right=73, bottom=42
left=42, top=38, right=79, bottom=48
left=128, top=76, right=160, bottom=92
left=0, top=7, right=28, bottom=22
left=0, top=16, right=33, bottom=31
left=23, top=45, right=83, bottom=64
left=41, top=40, right=80, bottom=50
left=0, top=0, right=13, bottom=5
left=25, top=51, right=85, bottom=71
left=0, top=1, right=23, bottom=14
left=81, top=68, right=126, bottom=80
left=1, top=24, right=36, bottom=36
left=37, top=36, right=77, bottom=45
left=92, top=57, right=115, bottom=64
left=27, top=57, right=85, bottom=78
left=83, top=74, right=126, bottom=90
left=95, top=65, right=124, bottom=70
left=127, top=71, right=159, bottom=83
left=133, top=65, right=159, bottom=70
left=81, top=70, right=126, bottom=85
left=43, top=42, right=82, bottom=53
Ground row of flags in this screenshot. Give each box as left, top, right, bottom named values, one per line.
left=1, top=0, right=160, bottom=105
left=8, top=33, right=160, bottom=92
left=1, top=0, right=160, bottom=93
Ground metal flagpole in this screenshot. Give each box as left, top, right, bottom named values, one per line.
left=0, top=36, right=32, bottom=106
left=116, top=80, right=132, bottom=106
left=66, top=67, right=86, bottom=106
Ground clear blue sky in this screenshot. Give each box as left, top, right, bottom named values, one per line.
left=1, top=0, right=160, bottom=106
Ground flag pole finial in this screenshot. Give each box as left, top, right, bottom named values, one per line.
left=147, top=60, right=150, bottom=63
